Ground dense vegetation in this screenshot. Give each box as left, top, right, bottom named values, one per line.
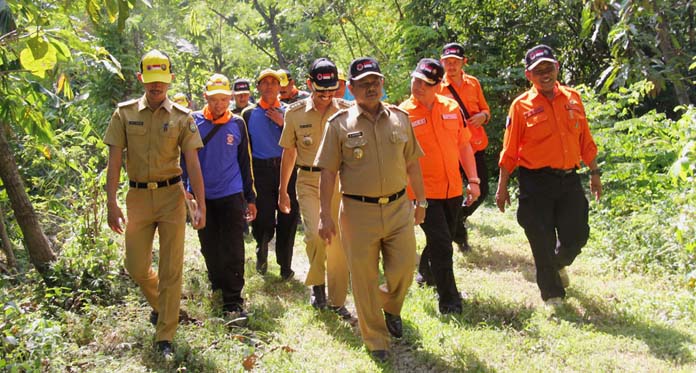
left=1, top=0, right=694, bottom=370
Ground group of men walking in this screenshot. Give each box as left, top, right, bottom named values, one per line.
left=104, top=42, right=602, bottom=362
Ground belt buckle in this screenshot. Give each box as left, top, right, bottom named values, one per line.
left=378, top=197, right=389, bottom=204
left=147, top=182, right=158, bottom=190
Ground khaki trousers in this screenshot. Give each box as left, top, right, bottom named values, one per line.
left=339, top=194, right=416, bottom=351
left=296, top=170, right=349, bottom=306
left=125, top=183, right=186, bottom=342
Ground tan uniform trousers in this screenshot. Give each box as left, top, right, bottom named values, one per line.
left=339, top=193, right=416, bottom=351
left=125, top=183, right=186, bottom=342
left=296, top=169, right=349, bottom=307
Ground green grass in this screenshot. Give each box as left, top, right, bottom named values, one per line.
left=2, top=203, right=695, bottom=372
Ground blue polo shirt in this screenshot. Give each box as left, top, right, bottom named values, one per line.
left=245, top=105, right=285, bottom=159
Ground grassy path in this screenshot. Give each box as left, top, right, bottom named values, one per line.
left=78, top=203, right=695, bottom=372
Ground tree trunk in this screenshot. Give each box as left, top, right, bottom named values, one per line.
left=656, top=10, right=691, bottom=105
left=0, top=203, right=17, bottom=271
left=0, top=124, right=55, bottom=274
left=252, top=0, right=288, bottom=68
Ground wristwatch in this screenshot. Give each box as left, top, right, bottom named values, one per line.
left=415, top=200, right=428, bottom=209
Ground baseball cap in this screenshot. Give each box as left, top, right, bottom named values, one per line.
left=411, top=58, right=444, bottom=85
left=204, top=73, right=232, bottom=96
left=233, top=78, right=251, bottom=94
left=309, top=58, right=339, bottom=91
left=441, top=43, right=465, bottom=60
left=525, top=44, right=558, bottom=71
left=140, top=50, right=172, bottom=83
left=257, top=69, right=281, bottom=84
left=348, top=57, right=384, bottom=81
left=278, top=69, right=292, bottom=87
left=172, top=93, right=189, bottom=106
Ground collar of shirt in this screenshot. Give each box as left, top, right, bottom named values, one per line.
left=528, top=82, right=569, bottom=101
left=354, top=102, right=389, bottom=121
left=442, top=70, right=474, bottom=87
left=203, top=105, right=232, bottom=124
left=305, top=97, right=339, bottom=113
left=137, top=95, right=173, bottom=112
left=258, top=98, right=281, bottom=110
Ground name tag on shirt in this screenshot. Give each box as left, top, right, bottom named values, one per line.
left=524, top=107, right=544, bottom=118
left=441, top=113, right=458, bottom=120
left=299, top=123, right=312, bottom=129
left=411, top=118, right=427, bottom=127
left=347, top=131, right=363, bottom=138
left=128, top=121, right=144, bottom=126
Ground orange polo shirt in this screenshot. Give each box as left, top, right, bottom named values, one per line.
left=400, top=94, right=471, bottom=199
left=499, top=82, right=598, bottom=174
left=438, top=71, right=490, bottom=152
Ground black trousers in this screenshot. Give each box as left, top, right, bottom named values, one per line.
left=197, top=193, right=246, bottom=311
left=418, top=196, right=464, bottom=309
left=517, top=167, right=589, bottom=300
left=454, top=150, right=489, bottom=244
left=252, top=158, right=299, bottom=276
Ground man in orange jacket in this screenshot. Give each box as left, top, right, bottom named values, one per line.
left=496, top=44, right=602, bottom=306
left=438, top=42, right=491, bottom=253
left=400, top=58, right=480, bottom=314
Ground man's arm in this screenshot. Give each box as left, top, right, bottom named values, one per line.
left=458, top=142, right=481, bottom=206
left=587, top=158, right=602, bottom=201
left=318, top=169, right=337, bottom=245
left=495, top=166, right=512, bottom=213
left=278, top=147, right=297, bottom=213
left=406, top=160, right=426, bottom=225
left=106, top=145, right=125, bottom=234
left=183, top=149, right=206, bottom=229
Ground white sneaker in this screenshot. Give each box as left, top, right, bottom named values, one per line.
left=558, top=267, right=570, bottom=288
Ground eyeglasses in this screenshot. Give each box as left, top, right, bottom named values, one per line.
left=351, top=79, right=382, bottom=90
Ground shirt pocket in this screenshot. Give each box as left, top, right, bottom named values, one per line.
left=525, top=113, right=552, bottom=141
left=159, top=122, right=181, bottom=152
left=297, top=130, right=315, bottom=149
left=342, top=136, right=367, bottom=161
left=125, top=123, right=148, bottom=149
left=565, top=105, right=586, bottom=134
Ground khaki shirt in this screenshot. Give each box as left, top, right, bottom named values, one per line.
left=279, top=97, right=352, bottom=167
left=103, top=95, right=203, bottom=182
left=315, top=103, right=423, bottom=197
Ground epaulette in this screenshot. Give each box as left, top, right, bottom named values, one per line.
left=285, top=99, right=307, bottom=113
left=117, top=98, right=138, bottom=108
left=335, top=98, right=354, bottom=109
left=327, top=108, right=349, bottom=122
left=387, top=104, right=410, bottom=116
left=172, top=102, right=191, bottom=114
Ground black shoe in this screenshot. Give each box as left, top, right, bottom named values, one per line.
left=224, top=307, right=249, bottom=327
left=156, top=340, right=173, bottom=360
left=310, top=285, right=327, bottom=309
left=256, top=260, right=267, bottom=275
left=149, top=310, right=158, bottom=326
left=383, top=311, right=403, bottom=338
left=329, top=305, right=353, bottom=321
left=439, top=304, right=463, bottom=315
left=281, top=269, right=295, bottom=281
left=370, top=349, right=389, bottom=362
left=457, top=241, right=471, bottom=253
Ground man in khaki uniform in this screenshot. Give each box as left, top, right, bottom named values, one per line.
left=278, top=58, right=352, bottom=319
left=316, top=57, right=427, bottom=362
left=104, top=50, right=206, bottom=358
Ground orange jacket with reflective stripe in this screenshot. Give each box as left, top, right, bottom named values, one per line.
left=499, top=83, right=598, bottom=173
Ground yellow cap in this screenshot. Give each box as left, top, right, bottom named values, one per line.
left=172, top=93, right=188, bottom=106
left=277, top=69, right=291, bottom=87
left=140, top=50, right=172, bottom=83
left=337, top=68, right=347, bottom=81
left=204, top=73, right=232, bottom=96
left=257, top=68, right=282, bottom=84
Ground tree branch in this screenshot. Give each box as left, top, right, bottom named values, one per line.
left=209, top=7, right=278, bottom=65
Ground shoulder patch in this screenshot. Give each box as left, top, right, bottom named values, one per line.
left=187, top=116, right=198, bottom=133
left=327, top=108, right=349, bottom=122
left=172, top=102, right=191, bottom=114
left=335, top=98, right=354, bottom=109
left=117, top=98, right=138, bottom=108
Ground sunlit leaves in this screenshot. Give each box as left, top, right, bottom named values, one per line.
left=19, top=36, right=57, bottom=78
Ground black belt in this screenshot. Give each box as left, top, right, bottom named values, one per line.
left=525, top=167, right=577, bottom=177
left=343, top=188, right=406, bottom=205
left=297, top=165, right=322, bottom=172
left=253, top=157, right=281, bottom=167
left=129, top=175, right=181, bottom=190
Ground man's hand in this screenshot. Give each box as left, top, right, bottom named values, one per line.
left=414, top=205, right=426, bottom=225
left=278, top=191, right=291, bottom=214
left=590, top=174, right=602, bottom=201
left=246, top=203, right=257, bottom=222
left=107, top=202, right=125, bottom=234
left=495, top=185, right=510, bottom=213
left=191, top=204, right=206, bottom=230
left=266, top=108, right=284, bottom=127
left=466, top=112, right=488, bottom=128
left=465, top=183, right=481, bottom=206
left=318, top=213, right=336, bottom=245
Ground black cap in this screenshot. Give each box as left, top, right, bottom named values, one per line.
left=441, top=42, right=465, bottom=60
left=309, top=58, right=339, bottom=91
left=233, top=78, right=251, bottom=94
left=348, top=57, right=384, bottom=81
left=411, top=58, right=444, bottom=85
left=525, top=44, right=558, bottom=71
